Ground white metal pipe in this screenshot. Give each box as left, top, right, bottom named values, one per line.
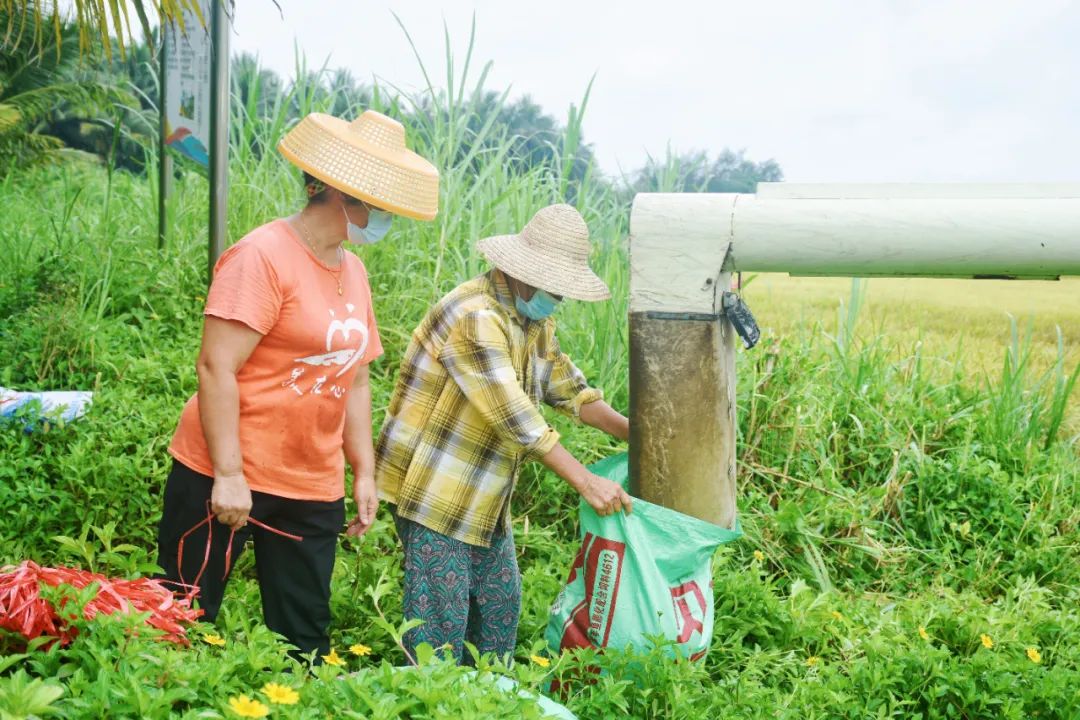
left=734, top=195, right=1080, bottom=278
left=630, top=186, right=1080, bottom=316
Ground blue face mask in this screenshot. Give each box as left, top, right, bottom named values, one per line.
left=515, top=289, right=561, bottom=321
left=344, top=203, right=393, bottom=244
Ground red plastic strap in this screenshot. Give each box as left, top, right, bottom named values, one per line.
left=176, top=501, right=303, bottom=600
left=0, top=560, right=202, bottom=646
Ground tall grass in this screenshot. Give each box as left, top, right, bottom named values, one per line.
left=1, top=22, right=1079, bottom=720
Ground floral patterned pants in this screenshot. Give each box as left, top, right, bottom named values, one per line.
left=393, top=512, right=521, bottom=664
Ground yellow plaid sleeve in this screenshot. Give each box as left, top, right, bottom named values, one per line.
left=544, top=339, right=603, bottom=421
left=440, top=310, right=560, bottom=461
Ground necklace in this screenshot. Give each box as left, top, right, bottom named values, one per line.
left=297, top=212, right=344, bottom=295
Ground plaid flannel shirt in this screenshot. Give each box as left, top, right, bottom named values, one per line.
left=375, top=271, right=602, bottom=547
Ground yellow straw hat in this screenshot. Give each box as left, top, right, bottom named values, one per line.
left=477, top=204, right=611, bottom=302
left=278, top=110, right=439, bottom=221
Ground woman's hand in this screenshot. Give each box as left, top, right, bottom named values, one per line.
left=579, top=473, right=633, bottom=517
left=343, top=364, right=376, bottom=538
left=346, top=475, right=378, bottom=537
left=540, top=443, right=633, bottom=517
left=212, top=472, right=253, bottom=530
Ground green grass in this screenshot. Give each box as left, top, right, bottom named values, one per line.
left=744, top=273, right=1080, bottom=435
left=1, top=35, right=1079, bottom=719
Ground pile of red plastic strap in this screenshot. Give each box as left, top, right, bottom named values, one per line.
left=0, top=561, right=202, bottom=646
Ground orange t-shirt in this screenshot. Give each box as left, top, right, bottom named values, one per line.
left=169, top=219, right=383, bottom=501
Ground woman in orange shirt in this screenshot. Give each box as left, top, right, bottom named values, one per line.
left=156, top=110, right=438, bottom=659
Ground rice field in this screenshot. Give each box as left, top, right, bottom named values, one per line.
left=745, top=274, right=1080, bottom=434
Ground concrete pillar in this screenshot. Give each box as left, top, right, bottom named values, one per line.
left=629, top=306, right=737, bottom=528
left=628, top=194, right=739, bottom=528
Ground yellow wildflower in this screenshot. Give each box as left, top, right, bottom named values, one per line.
left=753, top=550, right=765, bottom=562
left=322, top=648, right=346, bottom=666
left=918, top=626, right=930, bottom=641
left=831, top=611, right=844, bottom=621
left=806, top=656, right=819, bottom=667
left=202, top=633, right=226, bottom=647
left=228, top=695, right=269, bottom=718
left=1027, top=647, right=1042, bottom=664
left=262, top=682, right=299, bottom=706
left=980, top=634, right=994, bottom=649
left=530, top=654, right=551, bottom=668
left=350, top=643, right=372, bottom=657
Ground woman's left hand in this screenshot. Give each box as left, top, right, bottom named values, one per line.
left=346, top=475, right=378, bottom=537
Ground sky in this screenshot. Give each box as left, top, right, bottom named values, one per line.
left=228, top=0, right=1080, bottom=183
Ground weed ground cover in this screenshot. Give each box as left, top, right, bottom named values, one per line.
left=1, top=51, right=1078, bottom=717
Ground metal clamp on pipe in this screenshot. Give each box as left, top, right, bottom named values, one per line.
left=720, top=291, right=760, bottom=349
left=639, top=295, right=760, bottom=350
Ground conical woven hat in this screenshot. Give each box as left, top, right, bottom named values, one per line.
left=278, top=110, right=439, bottom=221
left=477, top=204, right=611, bottom=302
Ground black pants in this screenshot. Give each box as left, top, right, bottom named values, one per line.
left=155, top=460, right=344, bottom=657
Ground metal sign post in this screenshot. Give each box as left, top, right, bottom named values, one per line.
left=207, top=0, right=230, bottom=277
left=157, top=26, right=172, bottom=249
left=159, top=0, right=229, bottom=282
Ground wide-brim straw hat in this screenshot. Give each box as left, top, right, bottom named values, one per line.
left=477, top=204, right=611, bottom=302
left=278, top=110, right=439, bottom=221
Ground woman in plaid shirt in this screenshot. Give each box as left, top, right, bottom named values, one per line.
left=374, top=204, right=631, bottom=663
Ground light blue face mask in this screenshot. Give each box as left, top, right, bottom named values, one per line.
left=344, top=203, right=393, bottom=245
left=515, top=288, right=561, bottom=321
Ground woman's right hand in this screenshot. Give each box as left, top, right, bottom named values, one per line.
left=579, top=473, right=633, bottom=517
left=540, top=444, right=633, bottom=517
left=212, top=472, right=253, bottom=530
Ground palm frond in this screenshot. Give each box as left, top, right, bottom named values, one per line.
left=0, top=127, right=64, bottom=167
left=0, top=101, right=20, bottom=132
left=4, top=82, right=105, bottom=125
left=1, top=0, right=216, bottom=57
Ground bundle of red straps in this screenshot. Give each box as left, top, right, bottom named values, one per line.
left=0, top=561, right=202, bottom=646
left=0, top=504, right=302, bottom=648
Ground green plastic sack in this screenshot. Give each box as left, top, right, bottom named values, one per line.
left=545, top=453, right=742, bottom=661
